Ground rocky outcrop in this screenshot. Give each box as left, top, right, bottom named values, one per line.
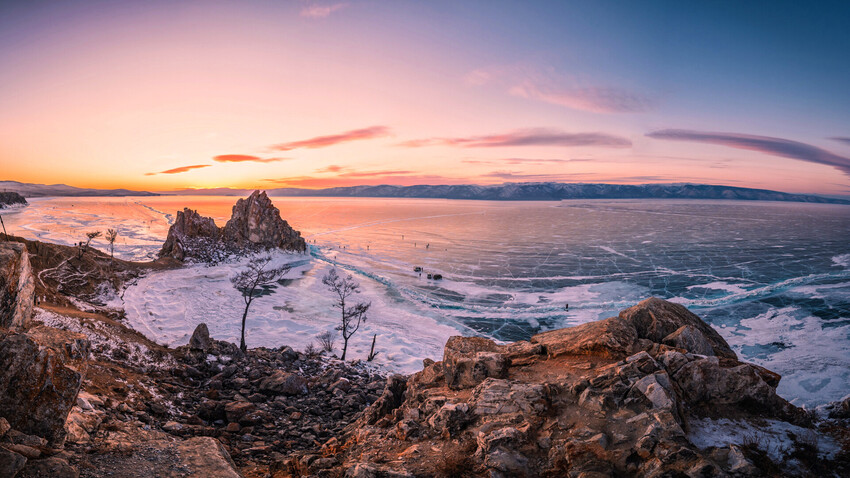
left=222, top=190, right=306, bottom=252
left=0, top=191, right=27, bottom=208
left=285, top=298, right=836, bottom=477
left=158, top=208, right=220, bottom=261
left=0, top=243, right=35, bottom=330
left=159, top=191, right=305, bottom=261
left=0, top=331, right=87, bottom=446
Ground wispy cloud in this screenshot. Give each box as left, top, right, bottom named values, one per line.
left=300, top=2, right=348, bottom=18
left=510, top=83, right=654, bottom=114
left=272, top=126, right=391, bottom=151
left=262, top=171, right=459, bottom=188
left=145, top=164, right=210, bottom=176
left=462, top=157, right=584, bottom=165
left=830, top=137, right=850, bottom=146
left=213, top=154, right=287, bottom=163
left=399, top=128, right=631, bottom=148
left=466, top=66, right=656, bottom=114
left=646, top=129, right=850, bottom=175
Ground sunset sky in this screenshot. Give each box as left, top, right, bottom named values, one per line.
left=1, top=1, right=849, bottom=194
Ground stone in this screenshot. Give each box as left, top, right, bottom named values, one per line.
left=531, top=316, right=638, bottom=359
left=0, top=332, right=83, bottom=445
left=0, top=242, right=35, bottom=330
left=427, top=402, right=470, bottom=436
left=259, top=370, right=308, bottom=396
left=443, top=336, right=510, bottom=389
left=224, top=401, right=257, bottom=423
left=632, top=373, right=676, bottom=410
left=0, top=446, right=27, bottom=478
left=189, top=323, right=211, bottom=351
left=18, top=457, right=79, bottom=478
left=363, top=375, right=408, bottom=425
left=662, top=325, right=715, bottom=356
left=619, top=297, right=736, bottom=359
left=0, top=417, right=9, bottom=437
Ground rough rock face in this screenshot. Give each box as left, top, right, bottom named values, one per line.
left=285, top=298, right=829, bottom=477
left=0, top=242, right=35, bottom=330
left=0, top=191, right=27, bottom=208
left=159, top=191, right=306, bottom=261
left=158, top=208, right=221, bottom=261
left=0, top=332, right=85, bottom=445
left=222, top=190, right=306, bottom=252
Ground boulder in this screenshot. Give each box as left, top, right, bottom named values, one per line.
left=619, top=298, right=736, bottom=359
left=0, top=332, right=83, bottom=445
left=189, top=323, right=211, bottom=352
left=222, top=190, right=306, bottom=252
left=531, top=316, right=638, bottom=359
left=17, top=457, right=79, bottom=478
left=0, top=242, right=35, bottom=330
left=662, top=325, right=715, bottom=356
left=0, top=446, right=27, bottom=478
left=258, top=370, right=308, bottom=396
left=443, top=336, right=509, bottom=389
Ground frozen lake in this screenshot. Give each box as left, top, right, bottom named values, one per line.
left=4, top=196, right=849, bottom=406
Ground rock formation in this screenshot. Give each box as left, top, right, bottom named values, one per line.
left=0, top=331, right=86, bottom=446
left=0, top=191, right=27, bottom=208
left=159, top=190, right=306, bottom=261
left=280, top=297, right=840, bottom=477
left=0, top=243, right=35, bottom=330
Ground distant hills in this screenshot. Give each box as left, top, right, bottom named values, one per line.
left=2, top=180, right=848, bottom=204
left=168, top=182, right=850, bottom=204
left=0, top=181, right=157, bottom=197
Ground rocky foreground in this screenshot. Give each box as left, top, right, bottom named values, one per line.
left=1, top=233, right=849, bottom=477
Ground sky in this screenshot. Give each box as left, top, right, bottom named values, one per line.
left=1, top=0, right=849, bottom=194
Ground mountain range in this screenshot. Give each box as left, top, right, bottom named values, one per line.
left=3, top=180, right=848, bottom=204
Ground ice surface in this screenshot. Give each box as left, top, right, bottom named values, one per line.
left=688, top=417, right=841, bottom=462
left=123, top=252, right=460, bottom=373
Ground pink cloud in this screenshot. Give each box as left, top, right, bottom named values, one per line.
left=647, top=129, right=850, bottom=176
left=399, top=128, right=631, bottom=148
left=300, top=2, right=349, bottom=18
left=467, top=65, right=655, bottom=114
left=145, top=164, right=210, bottom=175
left=213, top=154, right=286, bottom=163
left=272, top=126, right=391, bottom=151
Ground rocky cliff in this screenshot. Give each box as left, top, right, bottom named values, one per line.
left=159, top=190, right=306, bottom=261
left=0, top=243, right=34, bottom=330
left=0, top=191, right=27, bottom=208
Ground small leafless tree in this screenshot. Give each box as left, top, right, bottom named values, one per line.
left=79, top=231, right=101, bottom=258
left=316, top=330, right=337, bottom=353
left=231, top=256, right=291, bottom=352
left=322, top=268, right=370, bottom=360
left=304, top=342, right=319, bottom=357
left=367, top=334, right=379, bottom=361
left=0, top=213, right=7, bottom=240
left=105, top=229, right=118, bottom=263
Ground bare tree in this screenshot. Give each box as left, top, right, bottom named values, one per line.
left=367, top=334, right=379, bottom=361
left=231, top=256, right=291, bottom=352
left=322, top=268, right=370, bottom=360
left=105, top=229, right=118, bottom=263
left=0, top=213, right=7, bottom=240
left=316, top=330, right=337, bottom=353
left=79, top=231, right=101, bottom=259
